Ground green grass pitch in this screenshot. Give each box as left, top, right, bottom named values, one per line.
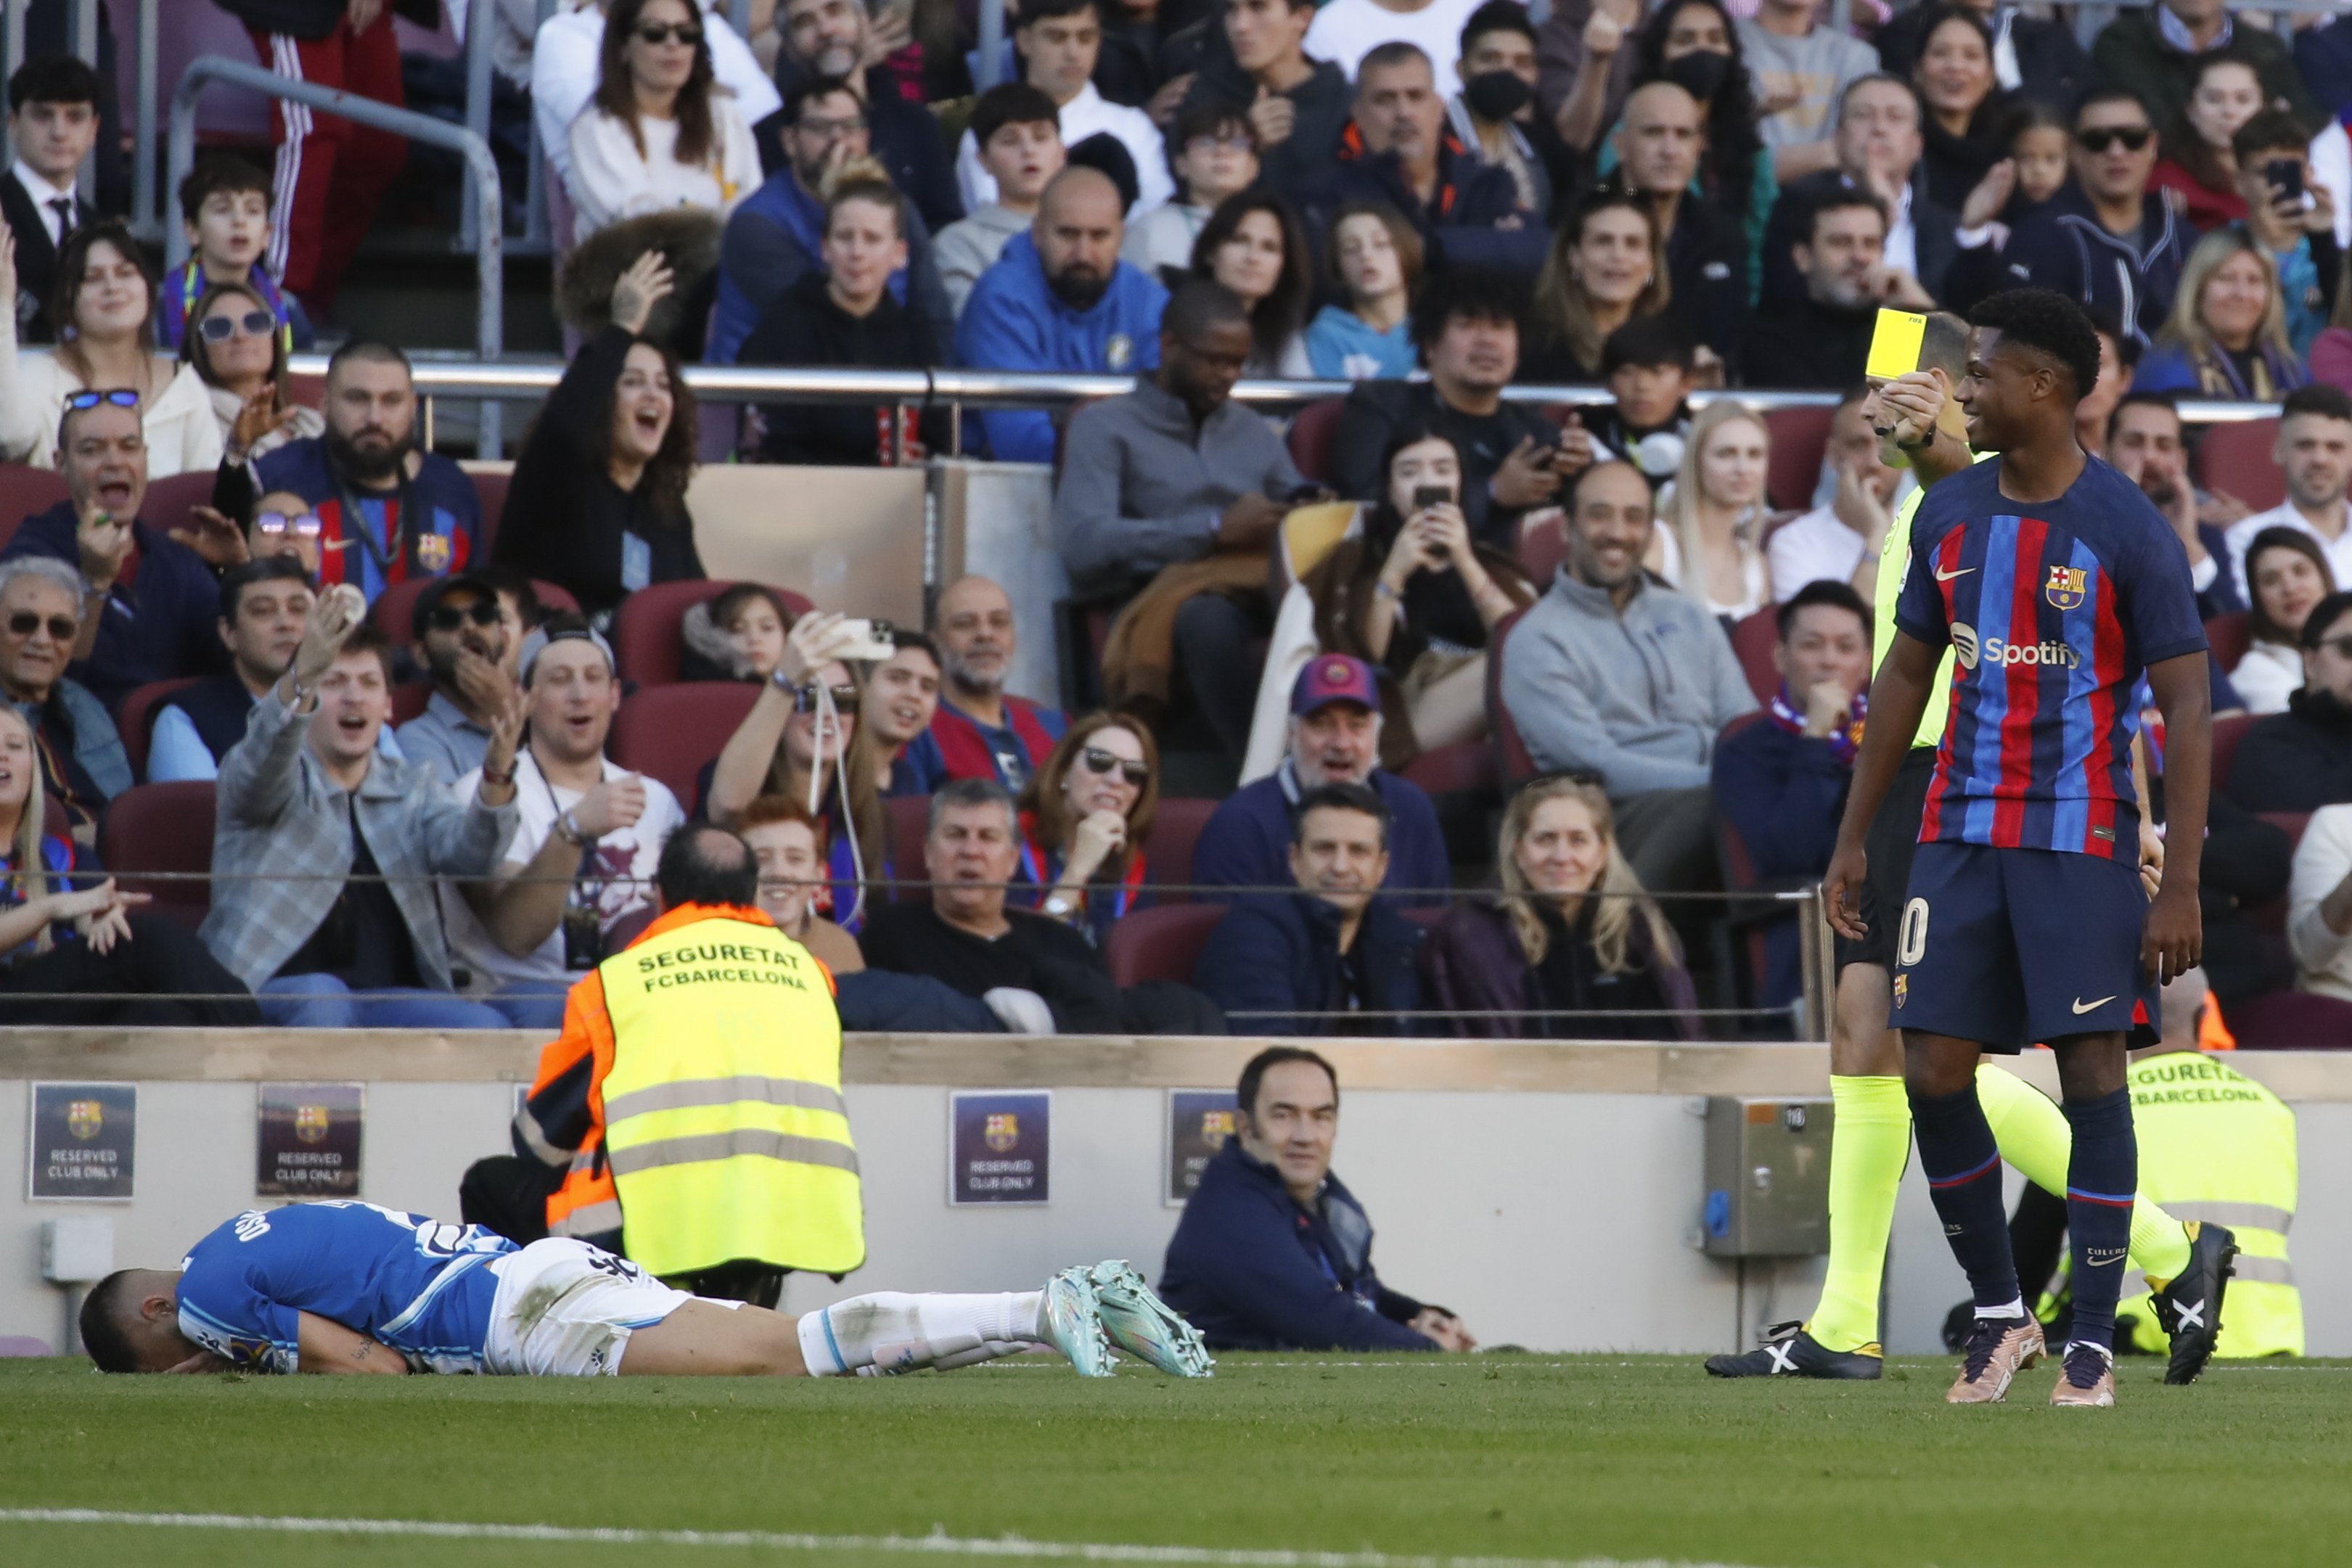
left=1, top=1353, right=2348, bottom=1568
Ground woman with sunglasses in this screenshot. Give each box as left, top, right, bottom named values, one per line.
left=183, top=280, right=321, bottom=467
left=1013, top=714, right=1159, bottom=948
left=245, top=488, right=328, bottom=579
left=0, top=219, right=222, bottom=475
left=565, top=0, right=761, bottom=245
left=705, top=611, right=888, bottom=929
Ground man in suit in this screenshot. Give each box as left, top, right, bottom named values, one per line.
left=1, top=54, right=98, bottom=344
left=1760, top=74, right=1956, bottom=312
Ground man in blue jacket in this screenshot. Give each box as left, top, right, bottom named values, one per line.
left=955, top=165, right=1168, bottom=464
left=1196, top=782, right=1426, bottom=1036
left=1160, top=1045, right=1473, bottom=1352
left=1192, top=655, right=1451, bottom=906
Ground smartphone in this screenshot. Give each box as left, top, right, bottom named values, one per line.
left=835, top=617, right=897, bottom=662
left=1411, top=485, right=1452, bottom=512
left=2266, top=157, right=2306, bottom=203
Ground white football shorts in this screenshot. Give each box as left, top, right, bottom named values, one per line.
left=482, top=1237, right=696, bottom=1376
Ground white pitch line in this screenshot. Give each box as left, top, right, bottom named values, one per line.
left=0, top=1509, right=1789, bottom=1568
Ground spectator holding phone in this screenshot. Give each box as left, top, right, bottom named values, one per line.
left=2230, top=113, right=2340, bottom=359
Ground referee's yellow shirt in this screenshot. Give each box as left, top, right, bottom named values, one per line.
left=1872, top=453, right=1994, bottom=749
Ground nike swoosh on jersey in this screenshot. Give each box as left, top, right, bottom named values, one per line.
left=2071, top=995, right=2118, bottom=1014
left=1934, top=565, right=1976, bottom=581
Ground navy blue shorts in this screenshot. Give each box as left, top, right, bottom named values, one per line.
left=1890, top=841, right=2158, bottom=1051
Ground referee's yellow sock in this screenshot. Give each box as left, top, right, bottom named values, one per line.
left=1974, top=1064, right=2193, bottom=1288
left=1807, top=1076, right=1910, bottom=1353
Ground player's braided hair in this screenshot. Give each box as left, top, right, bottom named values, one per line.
left=1968, top=288, right=2102, bottom=404
left=80, top=1271, right=144, bottom=1374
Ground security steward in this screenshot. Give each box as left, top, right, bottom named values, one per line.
left=459, top=823, right=864, bottom=1308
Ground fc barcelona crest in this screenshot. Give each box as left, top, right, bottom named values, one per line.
left=1200, top=1109, right=1234, bottom=1149
left=295, top=1104, right=332, bottom=1144
left=2044, top=564, right=2088, bottom=611
left=65, top=1100, right=102, bottom=1140
left=415, top=533, right=454, bottom=573
left=984, top=1113, right=1020, bottom=1152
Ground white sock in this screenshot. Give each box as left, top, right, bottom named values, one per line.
left=900, top=1339, right=1029, bottom=1374
left=797, top=1292, right=1044, bottom=1377
left=1975, top=1297, right=2028, bottom=1321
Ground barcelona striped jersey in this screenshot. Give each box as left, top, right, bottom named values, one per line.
left=1894, top=455, right=2205, bottom=863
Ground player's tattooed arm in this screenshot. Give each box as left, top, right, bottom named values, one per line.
left=295, top=1310, right=411, bottom=1376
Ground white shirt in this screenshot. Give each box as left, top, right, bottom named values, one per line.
left=1765, top=504, right=1869, bottom=604
left=1883, top=180, right=1917, bottom=282
left=10, top=158, right=75, bottom=245
left=1303, top=0, right=1480, bottom=97
left=2223, top=498, right=2352, bottom=607
left=1122, top=201, right=1208, bottom=280
left=958, top=81, right=1172, bottom=217
left=2288, top=803, right=2352, bottom=1004
left=0, top=348, right=224, bottom=475
left=441, top=750, right=686, bottom=995
left=1652, top=519, right=1769, bottom=621
left=2312, top=120, right=2351, bottom=255
left=532, top=1, right=780, bottom=186
left=565, top=94, right=763, bottom=242
left=2231, top=638, right=2304, bottom=718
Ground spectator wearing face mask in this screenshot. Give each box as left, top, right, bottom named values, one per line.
left=1448, top=2, right=1578, bottom=223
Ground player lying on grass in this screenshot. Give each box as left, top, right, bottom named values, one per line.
left=78, top=1200, right=1211, bottom=1380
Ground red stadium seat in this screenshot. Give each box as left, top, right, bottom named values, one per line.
left=141, top=470, right=218, bottom=544
left=2195, top=417, right=2284, bottom=514
left=1710, top=710, right=1788, bottom=1008
left=2211, top=711, right=2253, bottom=795
left=0, top=464, right=70, bottom=551
left=1487, top=606, right=1538, bottom=786
left=2224, top=988, right=2352, bottom=1049
left=116, top=678, right=200, bottom=779
left=1729, top=605, right=1782, bottom=707
left=1104, top=902, right=1227, bottom=987
left=1517, top=510, right=1568, bottom=586
left=885, top=793, right=931, bottom=898
left=1763, top=404, right=1834, bottom=512
left=1143, top=796, right=1216, bottom=902
left=608, top=682, right=760, bottom=805
left=99, top=781, right=216, bottom=929
left=391, top=679, right=431, bottom=726
left=614, top=578, right=814, bottom=689
left=1401, top=740, right=1498, bottom=797
left=2205, top=610, right=2251, bottom=674
left=469, top=469, right=512, bottom=556
left=1287, top=398, right=1345, bottom=484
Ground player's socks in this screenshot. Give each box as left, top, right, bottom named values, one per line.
left=1973, top=1065, right=2192, bottom=1286
left=1808, top=1075, right=1911, bottom=1352
left=1909, top=1082, right=2022, bottom=1315
left=795, top=1291, right=1044, bottom=1376
left=2060, top=1088, right=2136, bottom=1351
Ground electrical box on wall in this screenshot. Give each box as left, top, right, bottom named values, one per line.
left=1700, top=1098, right=1832, bottom=1258
left=41, top=1215, right=115, bottom=1284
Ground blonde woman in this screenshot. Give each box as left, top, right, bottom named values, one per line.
left=0, top=705, right=256, bottom=1022
left=2135, top=228, right=2306, bottom=401
left=1420, top=773, right=1698, bottom=1040
left=1521, top=190, right=1668, bottom=383
left=1649, top=400, right=1776, bottom=620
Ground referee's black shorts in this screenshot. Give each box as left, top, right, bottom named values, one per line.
left=1834, top=746, right=1940, bottom=975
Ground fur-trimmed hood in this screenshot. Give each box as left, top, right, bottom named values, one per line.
left=554, top=208, right=725, bottom=342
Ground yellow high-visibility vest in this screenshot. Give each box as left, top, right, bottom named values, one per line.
left=2121, top=1051, right=2301, bottom=1358
left=597, top=914, right=865, bottom=1279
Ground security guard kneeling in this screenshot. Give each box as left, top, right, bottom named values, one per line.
left=462, top=823, right=864, bottom=1307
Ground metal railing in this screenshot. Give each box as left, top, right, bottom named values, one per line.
left=171, top=55, right=509, bottom=459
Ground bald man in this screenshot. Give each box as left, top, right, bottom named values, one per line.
left=1609, top=81, right=1750, bottom=364
left=901, top=574, right=1069, bottom=792
left=955, top=165, right=1171, bottom=464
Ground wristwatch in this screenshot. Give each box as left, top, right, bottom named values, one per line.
left=552, top=805, right=586, bottom=845
left=1042, top=893, right=1079, bottom=921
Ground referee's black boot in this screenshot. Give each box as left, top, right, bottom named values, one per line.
left=1704, top=1322, right=1882, bottom=1379
left=2147, top=1221, right=2237, bottom=1384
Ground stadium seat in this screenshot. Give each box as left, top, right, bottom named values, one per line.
left=466, top=467, right=512, bottom=555
left=2224, top=988, right=2352, bottom=1050
left=1287, top=398, right=1345, bottom=484
left=1710, top=711, right=1798, bottom=1013
left=2205, top=610, right=2250, bottom=673
left=1103, top=902, right=1226, bottom=987
left=1487, top=606, right=1538, bottom=786
left=1729, top=605, right=1781, bottom=706
left=1401, top=740, right=1497, bottom=797
left=2256, top=810, right=2312, bottom=853
left=1143, top=796, right=1216, bottom=902
left=885, top=793, right=931, bottom=898
left=2195, top=417, right=2284, bottom=513
left=1762, top=403, right=1834, bottom=512
left=142, top=470, right=218, bottom=543
left=607, top=681, right=760, bottom=806
left=1516, top=510, right=1567, bottom=586
left=391, top=679, right=431, bottom=726
left=99, top=781, right=216, bottom=929
left=614, top=578, right=814, bottom=689
left=2211, top=711, right=2253, bottom=795
left=0, top=464, right=70, bottom=551
left=116, top=677, right=200, bottom=779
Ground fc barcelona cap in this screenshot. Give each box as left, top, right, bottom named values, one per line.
left=1291, top=654, right=1380, bottom=717
left=519, top=621, right=616, bottom=686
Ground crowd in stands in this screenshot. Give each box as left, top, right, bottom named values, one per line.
left=4, top=0, right=2352, bottom=1042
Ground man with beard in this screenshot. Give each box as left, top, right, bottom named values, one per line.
left=769, top=0, right=961, bottom=233
left=956, top=166, right=1169, bottom=464
left=394, top=570, right=541, bottom=786
left=901, top=575, right=1068, bottom=792
left=254, top=340, right=482, bottom=604
left=0, top=395, right=229, bottom=709
left=1738, top=193, right=1933, bottom=390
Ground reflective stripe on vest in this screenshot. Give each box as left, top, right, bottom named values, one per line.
left=2164, top=1200, right=2294, bottom=1234
left=596, top=914, right=864, bottom=1278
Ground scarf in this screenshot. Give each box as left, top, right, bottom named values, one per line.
left=1767, top=681, right=1865, bottom=765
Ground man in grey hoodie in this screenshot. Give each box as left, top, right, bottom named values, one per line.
left=1501, top=459, right=1755, bottom=894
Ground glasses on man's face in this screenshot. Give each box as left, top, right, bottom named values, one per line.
left=2075, top=126, right=2152, bottom=154
left=635, top=22, right=702, bottom=44
left=5, top=612, right=76, bottom=641
left=199, top=308, right=276, bottom=343
left=798, top=115, right=866, bottom=141
left=794, top=682, right=861, bottom=714
left=426, top=601, right=503, bottom=633
left=1079, top=747, right=1150, bottom=787
left=254, top=509, right=323, bottom=539
left=64, top=388, right=139, bottom=412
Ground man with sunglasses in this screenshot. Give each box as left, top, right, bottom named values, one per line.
left=396, top=570, right=541, bottom=787
left=0, top=556, right=126, bottom=846
left=0, top=393, right=229, bottom=710
left=2090, top=0, right=2321, bottom=163
left=769, top=0, right=962, bottom=234
left=1993, top=87, right=2193, bottom=351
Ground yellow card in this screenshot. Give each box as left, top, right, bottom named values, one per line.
left=1865, top=308, right=1928, bottom=381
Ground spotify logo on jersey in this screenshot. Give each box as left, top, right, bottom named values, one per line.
left=1949, top=623, right=2081, bottom=671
